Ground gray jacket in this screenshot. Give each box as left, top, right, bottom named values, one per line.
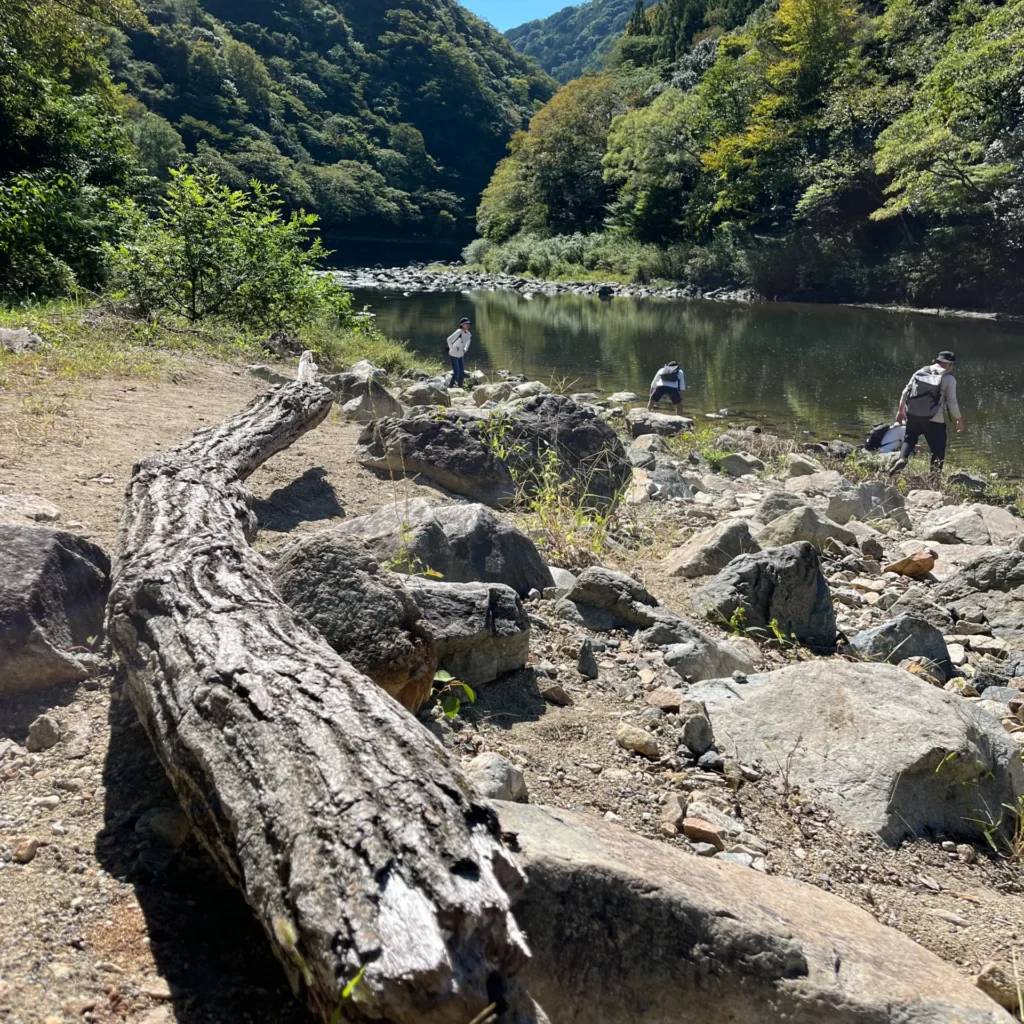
left=900, top=365, right=961, bottom=424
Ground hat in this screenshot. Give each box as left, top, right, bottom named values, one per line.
left=937, top=350, right=956, bottom=364
left=460, top=317, right=472, bottom=325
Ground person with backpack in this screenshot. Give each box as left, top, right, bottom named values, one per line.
left=648, top=360, right=686, bottom=415
left=889, top=351, right=964, bottom=476
left=446, top=317, right=472, bottom=388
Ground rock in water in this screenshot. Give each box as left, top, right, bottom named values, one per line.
left=662, top=521, right=761, bottom=578
left=936, top=548, right=1024, bottom=636
left=497, top=801, right=1015, bottom=1024
left=848, top=615, right=951, bottom=678
left=690, top=662, right=1023, bottom=845
left=0, top=526, right=110, bottom=694
left=403, top=579, right=530, bottom=687
left=271, top=533, right=436, bottom=713
left=356, top=416, right=516, bottom=507
left=694, top=542, right=837, bottom=651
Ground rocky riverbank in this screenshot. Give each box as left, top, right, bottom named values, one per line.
left=3, top=352, right=1024, bottom=1024
left=330, top=263, right=762, bottom=303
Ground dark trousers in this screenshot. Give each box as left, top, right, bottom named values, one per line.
left=449, top=356, right=465, bottom=388
left=900, top=415, right=947, bottom=470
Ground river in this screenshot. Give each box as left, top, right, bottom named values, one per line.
left=352, top=287, right=1024, bottom=474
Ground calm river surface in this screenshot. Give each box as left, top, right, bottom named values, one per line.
left=353, top=288, right=1024, bottom=474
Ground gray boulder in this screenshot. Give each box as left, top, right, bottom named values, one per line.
left=694, top=542, right=836, bottom=651
left=756, top=506, right=857, bottom=553
left=562, top=566, right=659, bottom=629
left=0, top=326, right=43, bottom=353
left=826, top=481, right=908, bottom=527
left=630, top=434, right=671, bottom=455
left=340, top=388, right=404, bottom=423
left=889, top=587, right=954, bottom=633
left=690, top=662, right=1024, bottom=845
left=843, top=520, right=889, bottom=561
left=626, top=409, right=694, bottom=438
left=497, top=800, right=1014, bottom=1024
left=779, top=452, right=823, bottom=479
left=848, top=615, right=951, bottom=679
left=465, top=752, right=527, bottom=802
left=662, top=521, right=761, bottom=578
left=327, top=499, right=552, bottom=597
left=399, top=379, right=450, bottom=408
left=323, top=366, right=403, bottom=422
left=917, top=504, right=1024, bottom=546
left=0, top=527, right=110, bottom=694
left=472, top=381, right=513, bottom=406
left=936, top=548, right=1024, bottom=636
left=356, top=416, right=516, bottom=507
left=719, top=452, right=765, bottom=477
left=783, top=470, right=850, bottom=497
left=403, top=579, right=530, bottom=687
left=271, top=533, right=436, bottom=713
left=753, top=491, right=809, bottom=524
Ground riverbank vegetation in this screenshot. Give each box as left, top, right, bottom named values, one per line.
left=478, top=0, right=1024, bottom=313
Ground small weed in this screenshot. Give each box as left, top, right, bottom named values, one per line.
left=434, top=670, right=475, bottom=719
left=385, top=521, right=444, bottom=579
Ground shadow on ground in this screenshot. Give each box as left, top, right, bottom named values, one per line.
left=467, top=668, right=548, bottom=731
left=95, top=672, right=314, bottom=1024
left=0, top=681, right=82, bottom=745
left=253, top=466, right=344, bottom=533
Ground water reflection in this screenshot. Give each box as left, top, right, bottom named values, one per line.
left=354, top=289, right=1024, bottom=473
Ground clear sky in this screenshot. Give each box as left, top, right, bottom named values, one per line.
left=462, top=1, right=575, bottom=32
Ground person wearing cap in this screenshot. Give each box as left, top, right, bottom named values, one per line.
left=446, top=317, right=472, bottom=388
left=889, top=350, right=964, bottom=475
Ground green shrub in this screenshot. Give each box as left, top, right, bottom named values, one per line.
left=108, top=166, right=346, bottom=330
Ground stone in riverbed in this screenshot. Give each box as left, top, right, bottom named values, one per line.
left=756, top=506, right=856, bottom=554
left=662, top=520, right=761, bottom=578
left=848, top=614, right=951, bottom=679
left=465, top=752, right=528, bottom=802
left=626, top=408, right=694, bottom=438
left=615, top=723, right=660, bottom=759
left=719, top=452, right=765, bottom=477
left=936, top=548, right=1024, bottom=636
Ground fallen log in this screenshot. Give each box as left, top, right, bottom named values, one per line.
left=107, top=382, right=537, bottom=1024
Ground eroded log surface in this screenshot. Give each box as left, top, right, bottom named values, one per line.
left=107, top=382, right=534, bottom=1024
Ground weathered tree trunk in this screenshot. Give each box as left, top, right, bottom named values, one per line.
left=107, top=382, right=537, bottom=1024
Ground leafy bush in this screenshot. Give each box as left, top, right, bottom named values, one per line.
left=109, top=167, right=347, bottom=330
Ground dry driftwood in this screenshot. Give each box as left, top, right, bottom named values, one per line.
left=107, top=381, right=538, bottom=1024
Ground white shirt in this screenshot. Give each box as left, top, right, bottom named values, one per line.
left=447, top=328, right=472, bottom=358
left=651, top=368, right=685, bottom=391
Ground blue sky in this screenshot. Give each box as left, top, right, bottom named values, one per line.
left=462, top=1, right=574, bottom=32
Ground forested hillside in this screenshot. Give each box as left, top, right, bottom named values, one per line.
left=477, top=0, right=1024, bottom=313
left=506, top=0, right=634, bottom=82
left=0, top=0, right=554, bottom=299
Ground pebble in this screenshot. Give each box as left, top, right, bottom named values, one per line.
left=715, top=851, right=755, bottom=868
left=682, top=818, right=727, bottom=851
left=140, top=977, right=173, bottom=1001
left=25, top=714, right=62, bottom=752
left=31, top=795, right=61, bottom=810
left=615, top=723, right=660, bottom=760
left=956, top=843, right=977, bottom=864
left=539, top=683, right=574, bottom=706
left=13, top=838, right=41, bottom=864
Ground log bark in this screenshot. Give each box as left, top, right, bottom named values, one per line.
left=107, top=382, right=537, bottom=1024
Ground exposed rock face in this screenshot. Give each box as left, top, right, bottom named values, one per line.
left=356, top=416, right=516, bottom=507
left=0, top=526, right=110, bottom=694
left=936, top=548, right=1024, bottom=635
left=691, top=662, right=1024, bottom=845
left=403, top=579, right=531, bottom=687
left=271, top=533, right=436, bottom=713
left=626, top=409, right=694, bottom=438
left=465, top=395, right=630, bottom=506
left=756, top=506, right=857, bottom=553
left=694, top=542, right=836, bottom=651
left=662, top=521, right=761, bottom=578
left=848, top=615, right=952, bottom=679
left=327, top=499, right=552, bottom=597
left=497, top=801, right=1015, bottom=1024
left=917, top=504, right=1024, bottom=546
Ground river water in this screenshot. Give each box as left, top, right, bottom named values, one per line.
left=353, top=287, right=1024, bottom=474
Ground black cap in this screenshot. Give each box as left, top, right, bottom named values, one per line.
left=937, top=350, right=956, bottom=363
left=460, top=318, right=472, bottom=325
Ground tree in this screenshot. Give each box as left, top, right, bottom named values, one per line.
left=627, top=0, right=651, bottom=36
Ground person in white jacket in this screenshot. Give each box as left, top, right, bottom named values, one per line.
left=446, top=317, right=472, bottom=388
left=647, top=361, right=685, bottom=415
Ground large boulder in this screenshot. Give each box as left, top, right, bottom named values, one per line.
left=917, top=504, right=1024, bottom=546
left=626, top=408, right=694, bottom=438
left=783, top=470, right=849, bottom=497
left=753, top=491, right=809, bottom=524
left=848, top=615, right=952, bottom=679
left=662, top=521, right=761, bottom=578
left=272, top=533, right=436, bottom=713
left=497, top=800, right=1014, bottom=1024
left=466, top=395, right=630, bottom=507
left=398, top=378, right=450, bottom=408
left=356, top=416, right=516, bottom=507
left=936, top=548, right=1024, bottom=636
left=826, top=481, right=908, bottom=527
left=694, top=542, right=836, bottom=651
left=322, top=499, right=553, bottom=597
left=323, top=366, right=403, bottom=422
left=472, top=381, right=513, bottom=407
left=756, top=506, right=857, bottom=553
left=0, top=526, right=110, bottom=694
left=889, top=587, right=954, bottom=633
left=690, top=662, right=1024, bottom=845
left=403, top=579, right=530, bottom=687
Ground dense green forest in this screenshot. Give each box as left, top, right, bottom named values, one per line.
left=478, top=0, right=1024, bottom=313
left=0, top=0, right=554, bottom=300
left=506, top=0, right=634, bottom=82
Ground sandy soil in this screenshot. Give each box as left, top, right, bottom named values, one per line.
left=2, top=353, right=1023, bottom=1024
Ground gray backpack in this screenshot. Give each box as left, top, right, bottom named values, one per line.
left=905, top=366, right=945, bottom=418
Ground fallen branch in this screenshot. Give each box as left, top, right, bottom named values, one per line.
left=107, top=381, right=537, bottom=1024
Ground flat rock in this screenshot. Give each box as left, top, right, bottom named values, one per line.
left=691, top=662, right=1023, bottom=844
left=918, top=504, right=1024, bottom=547
left=662, top=520, right=761, bottom=578
left=497, top=801, right=1014, bottom=1024
left=753, top=491, right=810, bottom=524
left=626, top=409, right=694, bottom=438
left=885, top=550, right=936, bottom=577
left=0, top=495, right=62, bottom=526
left=783, top=470, right=849, bottom=496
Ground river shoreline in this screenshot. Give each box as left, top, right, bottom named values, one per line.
left=331, top=264, right=1024, bottom=322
